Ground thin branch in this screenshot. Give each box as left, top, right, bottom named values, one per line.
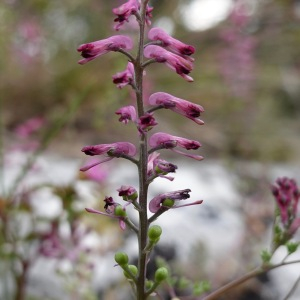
left=141, top=58, right=157, bottom=69
left=117, top=48, right=136, bottom=62
left=283, top=273, right=300, bottom=300
left=202, top=260, right=300, bottom=300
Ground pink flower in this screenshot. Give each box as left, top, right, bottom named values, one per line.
left=117, top=185, right=138, bottom=201
left=148, top=92, right=204, bottom=125
left=144, top=45, right=194, bottom=81
left=138, top=112, right=157, bottom=133
left=272, top=177, right=300, bottom=227
left=80, top=142, right=136, bottom=171
left=77, top=35, right=133, bottom=64
left=149, top=189, right=203, bottom=213
left=112, top=62, right=135, bottom=88
left=148, top=27, right=195, bottom=60
left=82, top=158, right=108, bottom=183
left=86, top=197, right=127, bottom=230
left=112, top=0, right=153, bottom=30
left=14, top=117, right=44, bottom=138
left=147, top=152, right=177, bottom=181
left=145, top=4, right=154, bottom=26
left=115, top=105, right=137, bottom=124
left=112, top=0, right=139, bottom=31
left=149, top=132, right=203, bottom=160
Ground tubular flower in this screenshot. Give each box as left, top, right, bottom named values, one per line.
left=115, top=105, right=137, bottom=124
left=112, top=0, right=153, bottom=30
left=148, top=27, right=195, bottom=60
left=149, top=132, right=203, bottom=160
left=149, top=92, right=204, bottom=125
left=145, top=4, right=154, bottom=26
left=272, top=177, right=300, bottom=228
left=138, top=112, right=157, bottom=133
left=144, top=45, right=194, bottom=82
left=112, top=0, right=139, bottom=31
left=147, top=152, right=177, bottom=181
left=112, top=62, right=135, bottom=88
left=80, top=142, right=136, bottom=171
left=86, top=197, right=127, bottom=230
left=77, top=35, right=133, bottom=65
left=117, top=185, right=138, bottom=201
left=149, top=189, right=203, bottom=213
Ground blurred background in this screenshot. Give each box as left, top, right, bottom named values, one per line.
left=1, top=0, right=300, bottom=299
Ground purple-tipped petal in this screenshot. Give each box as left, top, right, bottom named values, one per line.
left=144, top=45, right=194, bottom=82
left=115, top=105, right=137, bottom=124
left=77, top=35, right=133, bottom=64
left=149, top=189, right=191, bottom=213
left=149, top=92, right=204, bottom=125
left=148, top=27, right=195, bottom=59
left=112, top=62, right=135, bottom=88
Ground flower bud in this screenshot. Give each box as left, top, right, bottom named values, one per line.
left=114, top=252, right=129, bottom=266
left=148, top=225, right=162, bottom=242
left=286, top=242, right=299, bottom=254
left=154, top=267, right=168, bottom=283
left=114, top=205, right=127, bottom=217
left=123, top=264, right=138, bottom=279
left=146, top=280, right=154, bottom=290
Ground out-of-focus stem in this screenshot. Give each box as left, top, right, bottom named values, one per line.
left=202, top=260, right=300, bottom=300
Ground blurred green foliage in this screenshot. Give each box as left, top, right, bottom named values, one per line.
left=1, top=0, right=300, bottom=161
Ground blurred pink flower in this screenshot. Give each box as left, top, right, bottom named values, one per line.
left=272, top=177, right=300, bottom=227
left=83, top=159, right=109, bottom=183
left=14, top=117, right=44, bottom=138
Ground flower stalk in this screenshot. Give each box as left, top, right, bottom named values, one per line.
left=78, top=0, right=204, bottom=298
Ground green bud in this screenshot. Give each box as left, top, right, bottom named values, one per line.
left=146, top=280, right=154, bottom=290
left=114, top=205, right=127, bottom=217
left=114, top=252, right=129, bottom=266
left=148, top=225, right=162, bottom=242
left=154, top=267, right=168, bottom=283
left=193, top=281, right=211, bottom=296
left=128, top=192, right=138, bottom=201
left=261, top=249, right=272, bottom=263
left=286, top=242, right=299, bottom=254
left=162, top=198, right=175, bottom=208
left=123, top=265, right=138, bottom=279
